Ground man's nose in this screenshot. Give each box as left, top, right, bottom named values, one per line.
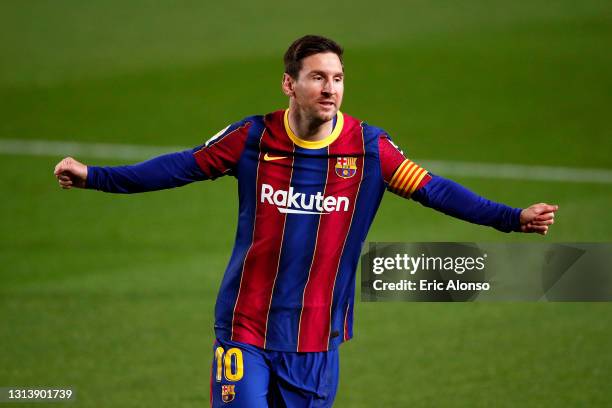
left=322, top=79, right=336, bottom=95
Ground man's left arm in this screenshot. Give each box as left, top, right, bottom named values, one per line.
left=378, top=134, right=558, bottom=235
left=411, top=174, right=557, bottom=235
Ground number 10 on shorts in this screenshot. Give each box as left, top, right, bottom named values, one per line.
left=214, top=347, right=244, bottom=382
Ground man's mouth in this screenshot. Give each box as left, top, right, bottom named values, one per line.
left=318, top=101, right=335, bottom=107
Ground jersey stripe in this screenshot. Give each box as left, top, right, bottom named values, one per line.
left=228, top=127, right=265, bottom=345
left=295, top=156, right=329, bottom=352
left=262, top=142, right=295, bottom=348
left=213, top=118, right=264, bottom=343
left=297, top=120, right=365, bottom=352
left=327, top=125, right=365, bottom=347
left=264, top=145, right=329, bottom=350
left=330, top=122, right=387, bottom=349
left=231, top=125, right=294, bottom=347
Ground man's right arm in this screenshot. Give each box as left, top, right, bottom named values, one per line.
left=54, top=150, right=206, bottom=193
left=54, top=119, right=252, bottom=193
left=91, top=150, right=207, bottom=193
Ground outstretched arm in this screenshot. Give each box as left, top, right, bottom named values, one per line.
left=53, top=150, right=206, bottom=193
left=53, top=118, right=253, bottom=193
left=377, top=133, right=558, bottom=235
left=411, top=174, right=558, bottom=235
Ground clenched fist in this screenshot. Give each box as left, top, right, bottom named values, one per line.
left=54, top=157, right=88, bottom=189
left=520, top=203, right=559, bottom=235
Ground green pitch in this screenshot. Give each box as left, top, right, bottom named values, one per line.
left=1, top=1, right=612, bottom=407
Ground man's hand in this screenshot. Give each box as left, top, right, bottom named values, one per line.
left=54, top=157, right=88, bottom=189
left=520, top=203, right=558, bottom=235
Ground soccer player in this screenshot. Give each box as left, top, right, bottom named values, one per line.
left=54, top=35, right=557, bottom=407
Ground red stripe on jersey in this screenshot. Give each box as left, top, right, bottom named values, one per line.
left=231, top=121, right=294, bottom=348
left=379, top=134, right=407, bottom=183
left=193, top=122, right=251, bottom=179
left=297, top=118, right=365, bottom=352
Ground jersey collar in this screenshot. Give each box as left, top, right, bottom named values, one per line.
left=283, top=109, right=344, bottom=149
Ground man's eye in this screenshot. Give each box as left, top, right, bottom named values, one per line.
left=334, top=77, right=343, bottom=82
left=313, top=76, right=323, bottom=81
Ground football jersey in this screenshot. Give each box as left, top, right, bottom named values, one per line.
left=193, top=109, right=431, bottom=352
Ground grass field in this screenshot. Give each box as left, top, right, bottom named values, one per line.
left=1, top=1, right=612, bottom=407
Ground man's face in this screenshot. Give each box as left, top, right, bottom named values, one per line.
left=283, top=52, right=344, bottom=123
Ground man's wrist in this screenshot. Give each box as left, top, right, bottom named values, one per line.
left=85, top=166, right=97, bottom=189
left=514, top=207, right=524, bottom=232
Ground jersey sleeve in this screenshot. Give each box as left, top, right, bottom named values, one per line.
left=379, top=134, right=431, bottom=198
left=411, top=175, right=523, bottom=233
left=191, top=119, right=251, bottom=179
left=378, top=134, right=521, bottom=233
left=86, top=119, right=251, bottom=194
left=86, top=150, right=207, bottom=193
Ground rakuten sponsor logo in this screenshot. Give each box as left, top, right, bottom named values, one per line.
left=260, top=184, right=349, bottom=215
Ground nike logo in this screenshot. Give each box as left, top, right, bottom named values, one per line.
left=263, top=153, right=288, bottom=161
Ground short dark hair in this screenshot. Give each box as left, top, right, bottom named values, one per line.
left=284, top=35, right=344, bottom=79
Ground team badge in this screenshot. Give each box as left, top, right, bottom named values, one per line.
left=221, top=384, right=236, bottom=403
left=335, top=157, right=358, bottom=179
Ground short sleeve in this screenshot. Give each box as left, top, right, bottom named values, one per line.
left=379, top=134, right=431, bottom=198
left=192, top=120, right=251, bottom=179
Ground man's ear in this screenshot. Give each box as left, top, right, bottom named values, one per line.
left=282, top=73, right=295, bottom=97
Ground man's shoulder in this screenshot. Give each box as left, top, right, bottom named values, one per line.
left=219, top=114, right=268, bottom=137
left=237, top=114, right=266, bottom=126
left=341, top=112, right=390, bottom=141
left=361, top=121, right=388, bottom=138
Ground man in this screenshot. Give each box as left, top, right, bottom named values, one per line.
left=54, top=35, right=557, bottom=407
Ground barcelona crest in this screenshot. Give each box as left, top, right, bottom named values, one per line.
left=335, top=157, right=358, bottom=179
left=221, top=384, right=236, bottom=403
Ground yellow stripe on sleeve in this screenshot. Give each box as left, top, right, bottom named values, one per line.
left=388, top=159, right=412, bottom=188
left=397, top=164, right=419, bottom=193
left=388, top=159, right=428, bottom=198
left=407, top=169, right=429, bottom=195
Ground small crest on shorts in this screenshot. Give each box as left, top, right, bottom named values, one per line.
left=335, top=157, right=358, bottom=179
left=221, top=384, right=236, bottom=403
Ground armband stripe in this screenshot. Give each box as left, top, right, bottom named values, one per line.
left=388, top=159, right=412, bottom=187
left=397, top=163, right=419, bottom=192
left=390, top=161, right=415, bottom=191
left=398, top=168, right=422, bottom=197
left=407, top=169, right=428, bottom=196
left=404, top=167, right=424, bottom=193
left=388, top=158, right=429, bottom=198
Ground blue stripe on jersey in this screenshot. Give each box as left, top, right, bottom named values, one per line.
left=214, top=116, right=266, bottom=339
left=328, top=124, right=386, bottom=349
left=264, top=145, right=329, bottom=350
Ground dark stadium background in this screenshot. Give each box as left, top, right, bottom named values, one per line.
left=1, top=1, right=611, bottom=406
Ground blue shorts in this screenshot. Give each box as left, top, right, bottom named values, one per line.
left=210, top=338, right=339, bottom=407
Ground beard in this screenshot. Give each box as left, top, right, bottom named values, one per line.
left=307, top=104, right=338, bottom=124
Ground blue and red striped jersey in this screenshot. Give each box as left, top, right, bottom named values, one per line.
left=193, top=110, right=430, bottom=352
left=87, top=109, right=521, bottom=351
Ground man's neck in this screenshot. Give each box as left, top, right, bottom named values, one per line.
left=287, top=107, right=334, bottom=142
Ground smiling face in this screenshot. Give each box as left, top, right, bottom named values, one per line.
left=282, top=52, right=344, bottom=124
